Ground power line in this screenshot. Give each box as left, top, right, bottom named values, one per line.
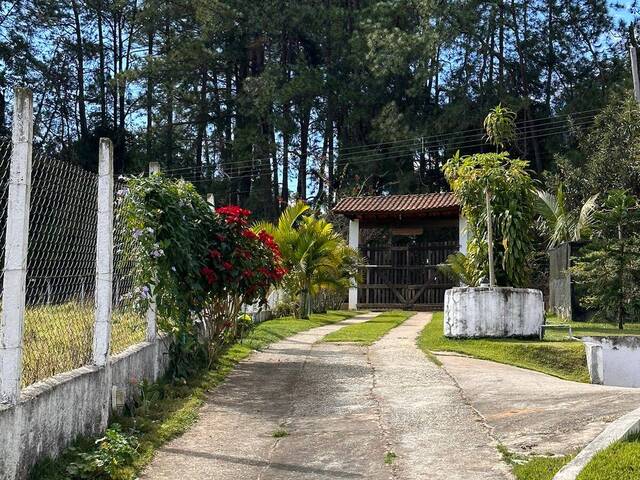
left=158, top=110, right=596, bottom=176
left=168, top=118, right=593, bottom=184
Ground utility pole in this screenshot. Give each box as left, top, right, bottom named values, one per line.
left=631, top=25, right=640, bottom=103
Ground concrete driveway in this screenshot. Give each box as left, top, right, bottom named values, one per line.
left=437, top=353, right=640, bottom=456
left=141, top=311, right=512, bottom=480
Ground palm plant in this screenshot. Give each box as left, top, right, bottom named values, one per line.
left=535, top=183, right=598, bottom=249
left=254, top=202, right=361, bottom=319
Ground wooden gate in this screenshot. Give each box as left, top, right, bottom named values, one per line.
left=357, top=241, right=458, bottom=310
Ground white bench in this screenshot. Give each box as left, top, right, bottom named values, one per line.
left=539, top=324, right=574, bottom=340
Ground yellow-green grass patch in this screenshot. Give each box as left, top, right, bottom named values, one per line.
left=323, top=310, right=414, bottom=345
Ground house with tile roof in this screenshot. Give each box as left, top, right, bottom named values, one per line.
left=333, top=192, right=468, bottom=310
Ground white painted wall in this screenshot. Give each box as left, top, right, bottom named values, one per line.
left=0, top=336, right=169, bottom=480
left=582, top=336, right=640, bottom=387
left=444, top=286, right=544, bottom=338
left=348, top=218, right=359, bottom=310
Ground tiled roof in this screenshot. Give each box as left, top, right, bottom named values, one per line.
left=333, top=192, right=459, bottom=217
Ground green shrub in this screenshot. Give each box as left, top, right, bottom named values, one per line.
left=65, top=425, right=138, bottom=479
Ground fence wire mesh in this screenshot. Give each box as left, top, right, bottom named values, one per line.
left=112, top=179, right=146, bottom=354
left=22, top=152, right=99, bottom=386
left=20, top=155, right=146, bottom=386
left=0, top=141, right=10, bottom=312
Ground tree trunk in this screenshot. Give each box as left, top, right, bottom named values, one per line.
left=195, top=66, right=208, bottom=178
left=499, top=0, right=505, bottom=91
left=545, top=0, right=554, bottom=113
left=71, top=0, right=88, bottom=139
left=146, top=29, right=154, bottom=159
left=271, top=125, right=279, bottom=209
left=97, top=0, right=107, bottom=129
left=282, top=126, right=290, bottom=209
left=297, top=104, right=311, bottom=200
left=300, top=282, right=312, bottom=319
left=618, top=223, right=624, bottom=330
left=486, top=188, right=496, bottom=287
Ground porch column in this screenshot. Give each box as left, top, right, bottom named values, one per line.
left=458, top=214, right=468, bottom=255
left=348, top=218, right=359, bottom=310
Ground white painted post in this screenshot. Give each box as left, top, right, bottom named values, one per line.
left=146, top=162, right=160, bottom=342
left=0, top=88, right=33, bottom=404
left=348, top=218, right=359, bottom=310
left=145, top=295, right=157, bottom=342
left=458, top=214, right=468, bottom=255
left=92, top=139, right=114, bottom=366
left=631, top=46, right=640, bottom=104
left=149, top=162, right=160, bottom=176
left=207, top=193, right=215, bottom=210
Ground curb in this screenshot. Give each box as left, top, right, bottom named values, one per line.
left=552, top=405, right=640, bottom=480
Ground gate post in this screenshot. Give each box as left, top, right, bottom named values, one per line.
left=0, top=87, right=33, bottom=404
left=348, top=218, right=359, bottom=310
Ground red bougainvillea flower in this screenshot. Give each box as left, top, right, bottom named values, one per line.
left=241, top=229, right=259, bottom=240
left=222, top=261, right=233, bottom=271
left=216, top=205, right=251, bottom=217
left=209, top=249, right=222, bottom=260
left=258, top=230, right=282, bottom=258
left=216, top=205, right=251, bottom=226
left=242, top=269, right=254, bottom=278
left=236, top=249, right=252, bottom=260
left=200, top=266, right=217, bottom=285
left=272, top=266, right=288, bottom=280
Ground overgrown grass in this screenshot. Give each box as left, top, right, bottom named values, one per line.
left=29, top=310, right=360, bottom=480
left=418, top=312, right=590, bottom=382
left=499, top=444, right=572, bottom=480
left=21, top=302, right=146, bottom=386
left=323, top=310, right=413, bottom=344
left=577, top=434, right=640, bottom=480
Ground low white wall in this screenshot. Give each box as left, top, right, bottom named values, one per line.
left=582, top=336, right=640, bottom=387
left=444, top=286, right=544, bottom=338
left=0, top=337, right=169, bottom=480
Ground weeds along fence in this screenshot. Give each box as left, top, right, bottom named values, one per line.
left=0, top=88, right=150, bottom=401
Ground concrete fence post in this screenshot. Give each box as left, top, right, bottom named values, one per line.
left=146, top=162, right=160, bottom=342
left=92, top=139, right=114, bottom=366
left=0, top=88, right=33, bottom=404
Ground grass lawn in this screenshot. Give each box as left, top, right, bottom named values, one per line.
left=576, top=434, right=640, bottom=480
left=512, top=455, right=573, bottom=480
left=29, top=310, right=360, bottom=480
left=418, top=312, right=591, bottom=382
left=323, top=310, right=413, bottom=344
left=419, top=312, right=640, bottom=383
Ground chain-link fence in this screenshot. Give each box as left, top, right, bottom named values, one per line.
left=21, top=152, right=98, bottom=386
left=0, top=140, right=10, bottom=317
left=20, top=153, right=146, bottom=387
left=112, top=179, right=146, bottom=354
